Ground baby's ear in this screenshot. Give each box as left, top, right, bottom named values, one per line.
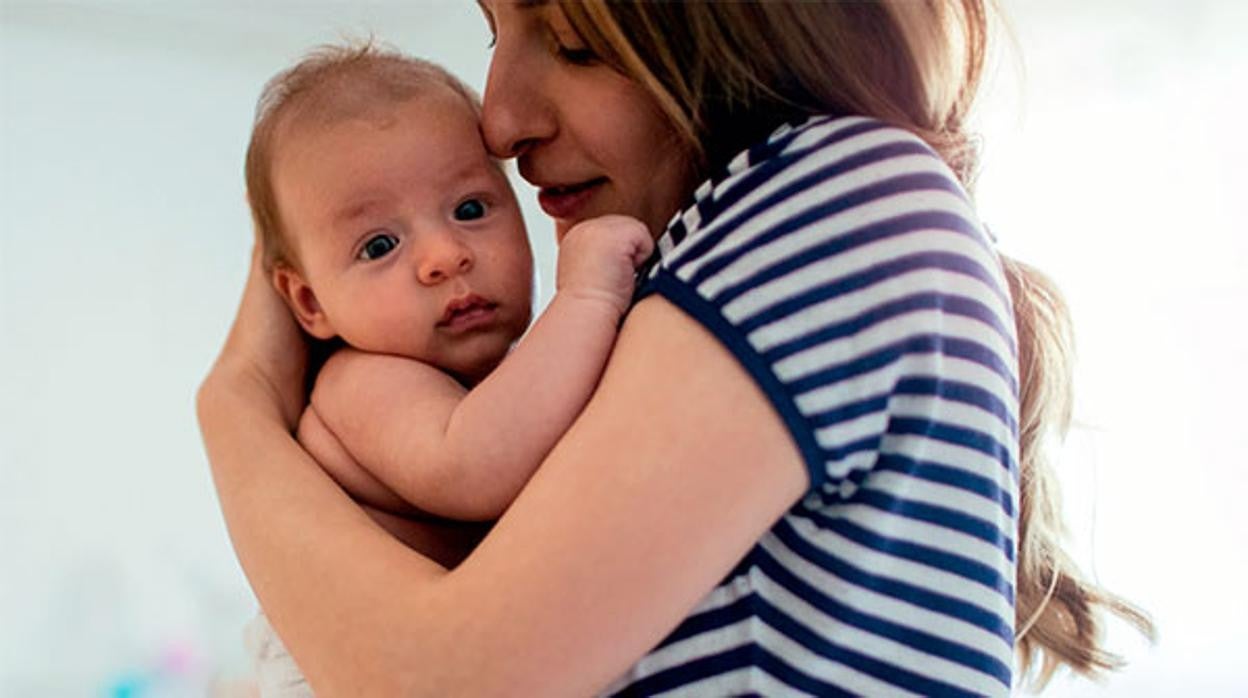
left=272, top=264, right=336, bottom=340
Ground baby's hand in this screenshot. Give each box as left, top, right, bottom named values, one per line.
left=555, top=214, right=654, bottom=316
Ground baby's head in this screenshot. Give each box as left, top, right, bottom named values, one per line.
left=247, top=42, right=533, bottom=384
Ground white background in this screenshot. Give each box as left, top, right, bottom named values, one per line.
left=2, top=1, right=1245, bottom=695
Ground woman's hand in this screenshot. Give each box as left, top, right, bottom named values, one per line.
left=201, top=243, right=308, bottom=429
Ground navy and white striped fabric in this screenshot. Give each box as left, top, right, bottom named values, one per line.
left=608, top=115, right=1019, bottom=697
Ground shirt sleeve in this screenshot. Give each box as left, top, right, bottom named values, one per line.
left=636, top=116, right=1019, bottom=509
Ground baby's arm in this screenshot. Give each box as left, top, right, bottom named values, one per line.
left=312, top=215, right=653, bottom=521
left=296, top=402, right=414, bottom=515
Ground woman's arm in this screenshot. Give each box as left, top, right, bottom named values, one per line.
left=200, top=292, right=807, bottom=696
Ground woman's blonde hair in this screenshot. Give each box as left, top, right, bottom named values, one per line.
left=560, top=0, right=1154, bottom=688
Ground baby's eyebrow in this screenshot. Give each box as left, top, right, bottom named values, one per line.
left=332, top=197, right=389, bottom=226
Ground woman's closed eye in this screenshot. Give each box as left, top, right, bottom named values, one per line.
left=555, top=42, right=597, bottom=66
left=454, top=198, right=489, bottom=221
left=358, top=232, right=399, bottom=261
left=548, top=22, right=598, bottom=66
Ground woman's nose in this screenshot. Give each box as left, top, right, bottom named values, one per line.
left=415, top=233, right=474, bottom=285
left=481, top=39, right=555, bottom=159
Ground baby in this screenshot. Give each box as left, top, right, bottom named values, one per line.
left=240, top=43, right=651, bottom=695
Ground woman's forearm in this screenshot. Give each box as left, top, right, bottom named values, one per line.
left=198, top=365, right=451, bottom=694
left=195, top=248, right=460, bottom=692
left=360, top=505, right=491, bottom=569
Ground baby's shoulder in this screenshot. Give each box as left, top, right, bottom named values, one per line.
left=316, top=347, right=461, bottom=394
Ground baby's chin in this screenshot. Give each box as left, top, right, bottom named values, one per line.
left=344, top=330, right=519, bottom=388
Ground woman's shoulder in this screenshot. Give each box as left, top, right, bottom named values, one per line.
left=743, top=113, right=943, bottom=174
left=649, top=113, right=997, bottom=295
left=721, top=113, right=960, bottom=202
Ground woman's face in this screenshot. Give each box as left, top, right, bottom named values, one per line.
left=478, top=0, right=696, bottom=240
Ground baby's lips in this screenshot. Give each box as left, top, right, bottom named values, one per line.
left=438, top=292, right=493, bottom=326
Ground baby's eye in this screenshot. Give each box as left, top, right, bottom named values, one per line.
left=358, top=233, right=398, bottom=261
left=454, top=198, right=488, bottom=221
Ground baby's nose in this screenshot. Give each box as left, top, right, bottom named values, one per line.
left=416, top=235, right=473, bottom=285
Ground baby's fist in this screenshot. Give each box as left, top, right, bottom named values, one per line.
left=556, top=215, right=654, bottom=316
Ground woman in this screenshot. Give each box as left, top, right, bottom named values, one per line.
left=200, top=1, right=1147, bottom=695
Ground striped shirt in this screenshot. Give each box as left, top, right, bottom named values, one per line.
left=607, top=115, right=1019, bottom=697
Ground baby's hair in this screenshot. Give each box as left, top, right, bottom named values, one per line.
left=245, top=39, right=483, bottom=271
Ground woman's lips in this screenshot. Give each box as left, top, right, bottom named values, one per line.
left=537, top=178, right=606, bottom=220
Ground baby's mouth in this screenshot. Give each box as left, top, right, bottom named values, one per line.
left=438, top=293, right=497, bottom=329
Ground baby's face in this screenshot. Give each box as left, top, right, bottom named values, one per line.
left=274, top=86, right=533, bottom=383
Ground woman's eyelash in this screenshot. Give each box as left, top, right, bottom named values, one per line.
left=557, top=45, right=597, bottom=65
left=547, top=24, right=597, bottom=66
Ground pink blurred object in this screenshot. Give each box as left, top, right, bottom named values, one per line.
left=159, top=638, right=200, bottom=675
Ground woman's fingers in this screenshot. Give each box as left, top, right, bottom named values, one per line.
left=213, top=244, right=309, bottom=429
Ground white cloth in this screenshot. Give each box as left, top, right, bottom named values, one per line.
left=243, top=612, right=315, bottom=698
